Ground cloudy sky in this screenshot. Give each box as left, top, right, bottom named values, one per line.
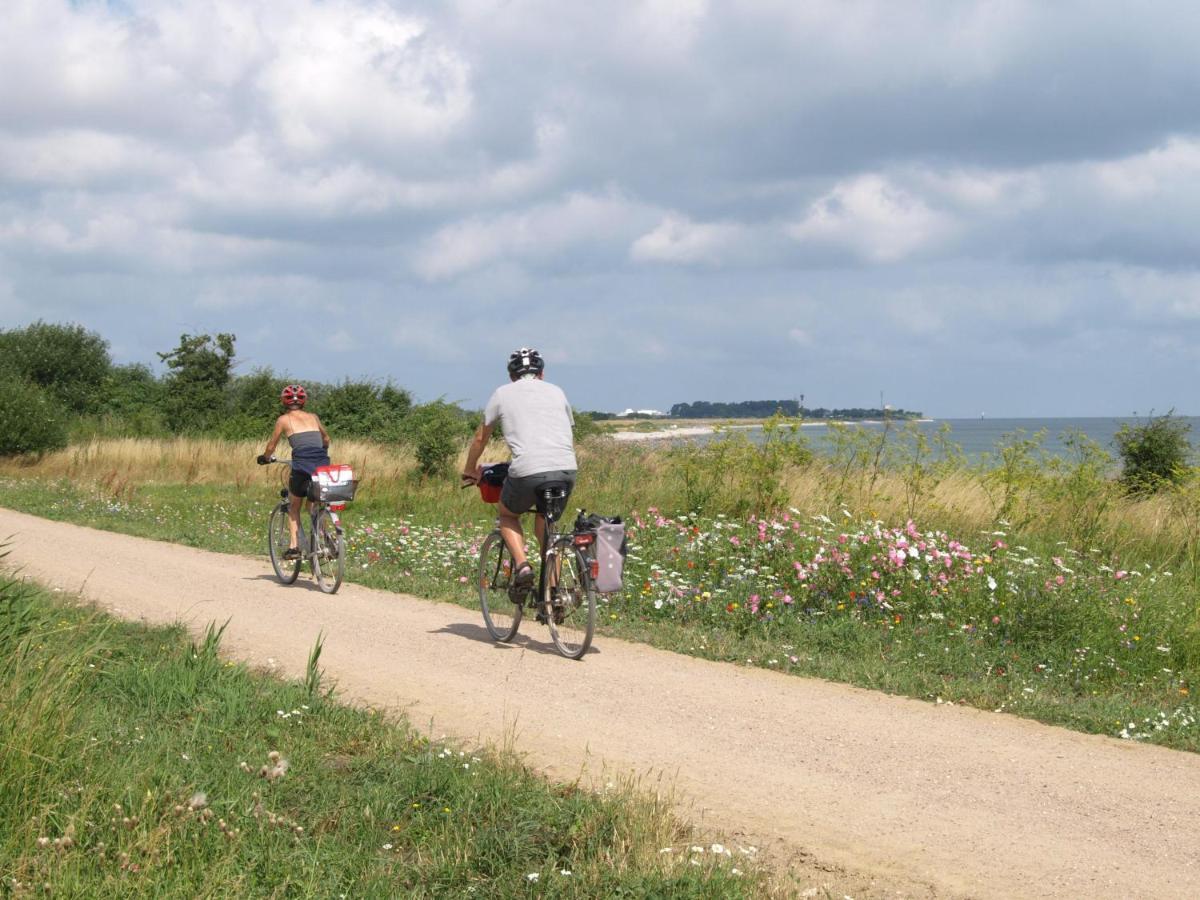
left=1, top=0, right=1198, bottom=416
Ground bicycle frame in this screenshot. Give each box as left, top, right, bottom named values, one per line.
left=265, top=459, right=346, bottom=593
left=475, top=476, right=596, bottom=658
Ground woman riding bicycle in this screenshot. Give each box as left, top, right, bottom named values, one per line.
left=257, top=384, right=330, bottom=560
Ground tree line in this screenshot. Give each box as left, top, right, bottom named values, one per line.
left=669, top=400, right=922, bottom=420
left=0, top=322, right=477, bottom=472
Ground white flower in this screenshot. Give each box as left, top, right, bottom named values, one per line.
left=382, top=843, right=393, bottom=850
left=559, top=869, right=572, bottom=876
left=690, top=845, right=705, bottom=853
left=526, top=873, right=539, bottom=883
left=986, top=575, right=997, bottom=592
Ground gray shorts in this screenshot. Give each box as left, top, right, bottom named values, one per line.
left=501, top=469, right=576, bottom=515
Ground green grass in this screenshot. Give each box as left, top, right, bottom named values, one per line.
left=0, top=574, right=765, bottom=898
left=1, top=474, right=1196, bottom=753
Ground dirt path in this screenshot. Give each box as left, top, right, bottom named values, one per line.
left=3, top=508, right=1198, bottom=899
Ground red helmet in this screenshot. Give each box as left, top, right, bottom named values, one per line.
left=280, top=384, right=307, bottom=407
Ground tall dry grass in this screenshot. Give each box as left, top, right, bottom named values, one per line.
left=0, top=437, right=420, bottom=488
left=2, top=435, right=1195, bottom=573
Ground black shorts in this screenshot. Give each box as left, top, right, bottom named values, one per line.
left=289, top=468, right=314, bottom=499
left=500, top=470, right=576, bottom=515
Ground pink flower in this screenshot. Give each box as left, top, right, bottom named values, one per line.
left=782, top=594, right=793, bottom=605
left=729, top=536, right=741, bottom=547
left=1115, top=570, right=1128, bottom=580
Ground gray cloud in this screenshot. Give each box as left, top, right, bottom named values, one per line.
left=1, top=0, right=1198, bottom=417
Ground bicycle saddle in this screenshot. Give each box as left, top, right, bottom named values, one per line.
left=535, top=482, right=571, bottom=521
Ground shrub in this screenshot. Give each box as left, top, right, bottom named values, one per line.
left=573, top=411, right=604, bottom=442
left=0, top=376, right=69, bottom=456
left=1115, top=412, right=1192, bottom=493
left=90, top=363, right=169, bottom=437
left=0, top=321, right=112, bottom=413
left=310, top=380, right=412, bottom=439
left=403, top=401, right=473, bottom=476
left=221, top=369, right=290, bottom=440
left=157, top=333, right=236, bottom=433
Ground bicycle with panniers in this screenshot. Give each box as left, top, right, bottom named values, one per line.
left=471, top=462, right=599, bottom=659
left=263, top=458, right=357, bottom=593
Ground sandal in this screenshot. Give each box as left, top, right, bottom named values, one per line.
left=513, top=562, right=534, bottom=588
left=283, top=547, right=301, bottom=561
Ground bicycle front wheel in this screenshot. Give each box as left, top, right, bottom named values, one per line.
left=546, top=546, right=596, bottom=659
left=312, top=508, right=344, bottom=594
left=479, top=531, right=522, bottom=642
left=268, top=504, right=300, bottom=584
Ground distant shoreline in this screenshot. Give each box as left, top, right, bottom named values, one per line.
left=608, top=418, right=935, bottom=442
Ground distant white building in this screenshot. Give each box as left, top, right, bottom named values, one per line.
left=616, top=408, right=666, bottom=418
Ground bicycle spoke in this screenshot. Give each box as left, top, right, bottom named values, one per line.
left=313, top=508, right=344, bottom=594
left=546, top=546, right=595, bottom=659
left=479, top=532, right=521, bottom=641
left=268, top=505, right=300, bottom=584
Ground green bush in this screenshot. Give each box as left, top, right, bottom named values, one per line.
left=87, top=363, right=170, bottom=437
left=403, top=401, right=473, bottom=476
left=0, top=321, right=112, bottom=413
left=220, top=369, right=290, bottom=440
left=157, top=333, right=236, bottom=433
left=310, top=380, right=412, bottom=439
left=573, top=411, right=603, bottom=442
left=1115, top=412, right=1193, bottom=493
left=0, top=376, right=70, bottom=456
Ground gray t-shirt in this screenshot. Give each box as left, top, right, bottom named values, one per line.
left=484, top=377, right=577, bottom=478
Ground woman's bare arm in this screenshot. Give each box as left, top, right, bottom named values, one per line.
left=262, top=415, right=286, bottom=457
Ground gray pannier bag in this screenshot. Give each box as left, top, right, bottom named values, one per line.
left=593, top=520, right=627, bottom=593
left=573, top=512, right=628, bottom=592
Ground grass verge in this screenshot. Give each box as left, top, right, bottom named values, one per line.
left=0, top=573, right=765, bottom=897
left=0, top=471, right=1196, bottom=754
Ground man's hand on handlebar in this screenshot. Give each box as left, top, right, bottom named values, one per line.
left=460, top=464, right=482, bottom=487
left=257, top=454, right=275, bottom=465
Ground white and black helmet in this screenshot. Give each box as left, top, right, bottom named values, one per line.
left=507, top=347, right=544, bottom=378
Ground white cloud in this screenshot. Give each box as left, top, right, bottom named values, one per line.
left=787, top=327, right=811, bottom=346
left=630, top=214, right=748, bottom=264
left=258, top=3, right=473, bottom=157
left=788, top=174, right=954, bottom=263
left=414, top=190, right=653, bottom=280
left=1090, top=137, right=1200, bottom=200
left=0, top=131, right=177, bottom=188
left=1113, top=268, right=1200, bottom=322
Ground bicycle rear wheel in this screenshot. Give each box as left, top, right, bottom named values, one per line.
left=479, top=531, right=522, bottom=641
left=312, top=508, right=344, bottom=594
left=546, top=546, right=595, bottom=659
left=268, top=504, right=300, bottom=584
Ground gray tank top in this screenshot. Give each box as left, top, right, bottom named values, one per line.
left=288, top=431, right=324, bottom=451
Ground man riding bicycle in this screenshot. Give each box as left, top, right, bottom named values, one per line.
left=257, top=384, right=331, bottom=560
left=462, top=348, right=578, bottom=602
